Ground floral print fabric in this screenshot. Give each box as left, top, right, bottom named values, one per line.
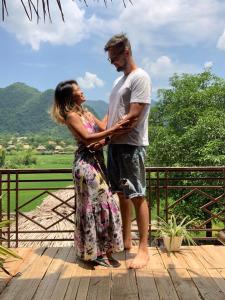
left=72, top=115, right=124, bottom=260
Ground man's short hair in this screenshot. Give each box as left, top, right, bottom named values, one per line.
left=104, top=33, right=132, bottom=54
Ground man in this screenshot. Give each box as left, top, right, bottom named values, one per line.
left=104, top=33, right=151, bottom=269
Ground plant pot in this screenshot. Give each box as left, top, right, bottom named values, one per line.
left=163, top=236, right=183, bottom=252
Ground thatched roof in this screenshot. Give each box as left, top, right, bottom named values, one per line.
left=1, top=0, right=133, bottom=22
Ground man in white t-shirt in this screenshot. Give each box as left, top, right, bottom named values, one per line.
left=104, top=33, right=151, bottom=269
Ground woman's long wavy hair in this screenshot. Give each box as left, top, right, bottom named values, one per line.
left=51, top=80, right=86, bottom=124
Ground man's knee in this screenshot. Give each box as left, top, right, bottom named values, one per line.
left=131, top=196, right=147, bottom=206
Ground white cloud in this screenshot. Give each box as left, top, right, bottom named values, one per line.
left=0, top=2, right=89, bottom=50
left=143, top=55, right=198, bottom=80
left=77, top=72, right=104, bottom=89
left=115, top=0, right=225, bottom=50
left=1, top=0, right=225, bottom=52
left=204, top=61, right=213, bottom=69
left=142, top=55, right=199, bottom=97
left=217, top=29, right=225, bottom=50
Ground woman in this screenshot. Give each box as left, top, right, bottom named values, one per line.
left=52, top=80, right=129, bottom=267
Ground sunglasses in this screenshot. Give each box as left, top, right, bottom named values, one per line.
left=108, top=49, right=125, bottom=64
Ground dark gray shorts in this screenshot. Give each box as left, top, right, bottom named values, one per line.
left=107, top=144, right=146, bottom=199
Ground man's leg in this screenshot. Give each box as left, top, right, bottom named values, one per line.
left=129, top=196, right=149, bottom=269
left=118, top=192, right=132, bottom=250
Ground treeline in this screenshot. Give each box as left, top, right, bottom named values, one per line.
left=148, top=69, right=225, bottom=167
left=147, top=69, right=225, bottom=230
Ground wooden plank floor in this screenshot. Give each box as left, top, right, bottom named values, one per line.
left=1, top=245, right=225, bottom=300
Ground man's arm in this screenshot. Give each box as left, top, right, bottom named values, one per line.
left=122, top=103, right=147, bottom=127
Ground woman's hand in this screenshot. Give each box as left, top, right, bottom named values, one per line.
left=112, top=119, right=133, bottom=135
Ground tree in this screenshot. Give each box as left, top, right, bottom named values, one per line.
left=147, top=70, right=225, bottom=233
left=0, top=148, right=6, bottom=167
left=148, top=70, right=225, bottom=167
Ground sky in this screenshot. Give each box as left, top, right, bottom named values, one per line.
left=0, top=0, right=225, bottom=102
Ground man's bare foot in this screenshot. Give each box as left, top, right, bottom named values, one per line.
left=128, top=248, right=149, bottom=269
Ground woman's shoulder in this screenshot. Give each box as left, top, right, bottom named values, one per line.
left=65, top=111, right=81, bottom=123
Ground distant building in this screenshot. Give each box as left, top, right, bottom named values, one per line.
left=65, top=145, right=75, bottom=153
left=36, top=145, right=46, bottom=152
left=23, top=144, right=31, bottom=150
left=17, top=136, right=28, bottom=141
left=54, top=145, right=64, bottom=153
left=6, top=145, right=16, bottom=151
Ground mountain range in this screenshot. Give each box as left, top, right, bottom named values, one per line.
left=0, top=83, right=108, bottom=137
left=0, top=82, right=156, bottom=137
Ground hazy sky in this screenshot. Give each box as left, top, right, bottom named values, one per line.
left=0, top=0, right=225, bottom=101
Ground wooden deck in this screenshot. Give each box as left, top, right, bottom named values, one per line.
left=1, top=245, right=225, bottom=299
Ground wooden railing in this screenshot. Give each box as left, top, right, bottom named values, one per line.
left=0, top=167, right=224, bottom=247
left=146, top=166, right=225, bottom=243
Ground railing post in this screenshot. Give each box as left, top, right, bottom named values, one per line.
left=224, top=167, right=225, bottom=230
left=165, top=170, right=168, bottom=222
left=148, top=171, right=152, bottom=245
left=0, top=171, right=2, bottom=245
left=156, top=171, right=160, bottom=218
left=15, top=171, right=19, bottom=248
left=7, top=172, right=11, bottom=248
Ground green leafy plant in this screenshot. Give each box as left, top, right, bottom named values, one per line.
left=153, top=214, right=197, bottom=251
left=0, top=220, right=21, bottom=275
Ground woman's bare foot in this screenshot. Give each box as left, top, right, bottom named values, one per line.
left=128, top=248, right=149, bottom=269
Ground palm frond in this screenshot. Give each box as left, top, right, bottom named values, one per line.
left=1, top=0, right=133, bottom=22
left=0, top=220, right=22, bottom=275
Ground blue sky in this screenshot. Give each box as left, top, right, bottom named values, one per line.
left=0, top=0, right=225, bottom=102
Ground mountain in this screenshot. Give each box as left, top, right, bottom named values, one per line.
left=0, top=83, right=108, bottom=136
left=0, top=82, right=156, bottom=137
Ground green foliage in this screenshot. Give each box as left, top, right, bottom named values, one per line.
left=148, top=70, right=225, bottom=224
left=0, top=148, right=6, bottom=167
left=0, top=220, right=21, bottom=275
left=5, top=151, right=37, bottom=168
left=148, top=70, right=225, bottom=167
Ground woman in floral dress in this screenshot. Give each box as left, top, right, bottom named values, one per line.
left=52, top=80, right=129, bottom=266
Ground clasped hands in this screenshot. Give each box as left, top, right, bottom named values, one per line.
left=87, top=118, right=134, bottom=151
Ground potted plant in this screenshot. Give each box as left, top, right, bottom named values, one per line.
left=153, top=214, right=197, bottom=252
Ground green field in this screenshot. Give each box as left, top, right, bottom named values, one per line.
left=32, top=153, right=74, bottom=169
left=2, top=154, right=74, bottom=212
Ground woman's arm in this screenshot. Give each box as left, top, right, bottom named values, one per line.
left=66, top=112, right=129, bottom=146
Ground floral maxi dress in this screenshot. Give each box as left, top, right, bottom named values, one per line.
left=72, top=116, right=124, bottom=261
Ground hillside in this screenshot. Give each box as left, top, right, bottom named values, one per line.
left=0, top=83, right=108, bottom=137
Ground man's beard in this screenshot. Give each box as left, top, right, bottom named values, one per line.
left=116, top=61, right=127, bottom=72
left=116, top=66, right=124, bottom=72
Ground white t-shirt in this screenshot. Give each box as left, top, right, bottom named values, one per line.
left=107, top=68, right=151, bottom=146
